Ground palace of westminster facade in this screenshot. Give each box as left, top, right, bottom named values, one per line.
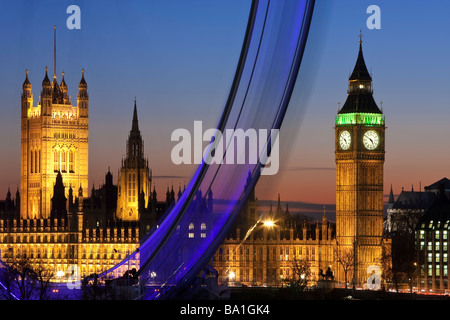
left=0, top=39, right=392, bottom=287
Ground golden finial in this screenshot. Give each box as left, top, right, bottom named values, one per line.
left=359, top=29, right=363, bottom=44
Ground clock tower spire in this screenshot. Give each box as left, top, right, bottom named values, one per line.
left=339, top=35, right=381, bottom=115
left=335, top=37, right=386, bottom=286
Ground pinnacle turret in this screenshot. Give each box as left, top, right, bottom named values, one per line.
left=42, top=67, right=51, bottom=87
left=79, top=69, right=87, bottom=87
left=23, top=70, right=31, bottom=90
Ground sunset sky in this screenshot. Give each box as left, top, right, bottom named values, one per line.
left=0, top=0, right=449, bottom=218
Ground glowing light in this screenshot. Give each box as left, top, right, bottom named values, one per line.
left=335, top=113, right=384, bottom=126
left=263, top=220, right=275, bottom=228
left=229, top=271, right=235, bottom=280
left=56, top=271, right=64, bottom=277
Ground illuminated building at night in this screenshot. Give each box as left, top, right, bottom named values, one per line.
left=213, top=38, right=391, bottom=287
left=386, top=178, right=450, bottom=292
left=415, top=183, right=450, bottom=292
left=212, top=186, right=337, bottom=286
left=333, top=36, right=390, bottom=285
left=20, top=65, right=89, bottom=220
left=0, top=54, right=166, bottom=277
left=116, top=99, right=152, bottom=222
left=0, top=37, right=390, bottom=288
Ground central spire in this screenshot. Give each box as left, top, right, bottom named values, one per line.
left=125, top=98, right=144, bottom=165
left=350, top=33, right=372, bottom=82
left=132, top=97, right=139, bottom=133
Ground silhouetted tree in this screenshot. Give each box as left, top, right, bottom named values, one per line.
left=35, top=264, right=55, bottom=300
left=0, top=254, right=53, bottom=300
left=335, top=247, right=354, bottom=289
left=378, top=242, right=393, bottom=291
left=285, top=258, right=311, bottom=295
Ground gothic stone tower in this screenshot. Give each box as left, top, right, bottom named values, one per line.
left=335, top=39, right=385, bottom=286
left=20, top=65, right=89, bottom=220
left=116, top=100, right=151, bottom=221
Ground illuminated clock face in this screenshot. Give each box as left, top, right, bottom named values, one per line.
left=363, top=130, right=379, bottom=150
left=339, top=130, right=351, bottom=150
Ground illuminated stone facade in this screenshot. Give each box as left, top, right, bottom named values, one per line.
left=213, top=194, right=337, bottom=286
left=0, top=209, right=140, bottom=280
left=116, top=100, right=151, bottom=221
left=20, top=68, right=89, bottom=220
left=0, top=39, right=391, bottom=288
left=334, top=40, right=389, bottom=285
left=214, top=40, right=391, bottom=288
left=0, top=65, right=155, bottom=279
left=4, top=80, right=142, bottom=277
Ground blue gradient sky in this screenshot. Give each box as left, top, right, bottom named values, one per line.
left=0, top=0, right=449, bottom=216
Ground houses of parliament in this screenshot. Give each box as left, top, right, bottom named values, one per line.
left=0, top=38, right=391, bottom=287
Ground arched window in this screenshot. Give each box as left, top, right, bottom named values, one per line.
left=200, top=223, right=206, bottom=238
left=61, top=151, right=67, bottom=172
left=34, top=150, right=38, bottom=174
left=54, top=150, right=59, bottom=172
left=30, top=150, right=34, bottom=173
left=188, top=223, right=194, bottom=238
left=69, top=150, right=74, bottom=173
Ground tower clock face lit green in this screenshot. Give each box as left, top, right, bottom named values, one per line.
left=363, top=130, right=379, bottom=150
left=339, top=130, right=351, bottom=150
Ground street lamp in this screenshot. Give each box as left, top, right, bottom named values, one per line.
left=263, top=220, right=275, bottom=228
left=413, top=262, right=417, bottom=292
left=56, top=270, right=65, bottom=283
left=228, top=271, right=236, bottom=285
left=224, top=217, right=276, bottom=287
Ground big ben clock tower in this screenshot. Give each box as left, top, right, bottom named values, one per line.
left=335, top=37, right=386, bottom=286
